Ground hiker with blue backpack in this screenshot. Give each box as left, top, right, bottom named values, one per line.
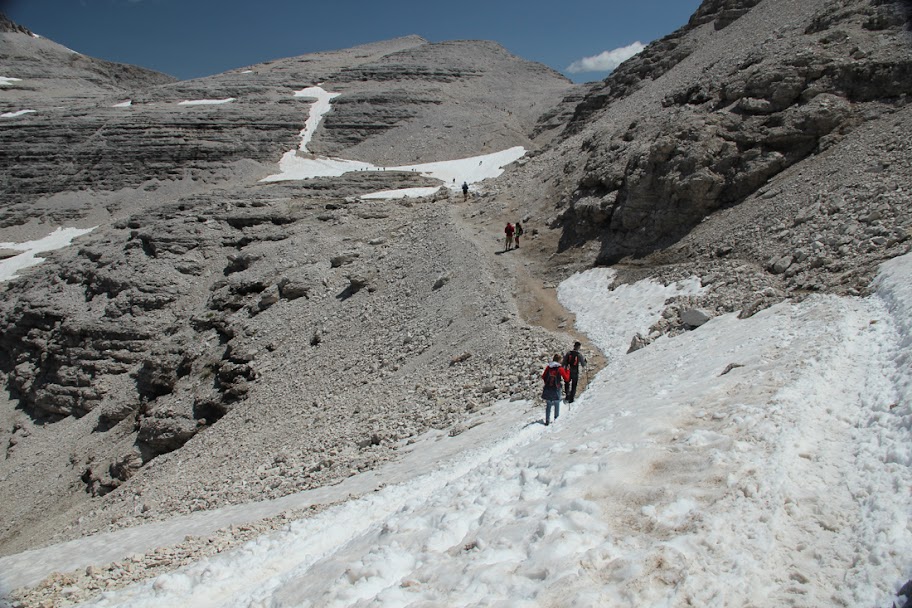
left=541, top=354, right=570, bottom=426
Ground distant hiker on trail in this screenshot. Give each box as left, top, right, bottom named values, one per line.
left=461, top=181, right=469, bottom=200
left=562, top=341, right=587, bottom=403
left=514, top=222, right=524, bottom=248
left=541, top=354, right=570, bottom=426
left=504, top=222, right=515, bottom=251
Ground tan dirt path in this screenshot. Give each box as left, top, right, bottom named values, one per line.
left=447, top=192, right=606, bottom=396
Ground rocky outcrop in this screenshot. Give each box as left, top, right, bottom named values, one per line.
left=688, top=0, right=763, bottom=30
left=0, top=193, right=304, bottom=432
left=557, top=0, right=750, bottom=136
left=0, top=13, right=33, bottom=35
left=317, top=91, right=437, bottom=149
left=563, top=0, right=772, bottom=132
left=310, top=39, right=572, bottom=164
left=553, top=0, right=912, bottom=265
left=560, top=33, right=697, bottom=136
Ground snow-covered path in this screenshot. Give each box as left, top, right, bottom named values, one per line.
left=62, top=254, right=912, bottom=607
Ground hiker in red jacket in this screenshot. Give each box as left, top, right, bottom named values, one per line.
left=504, top=222, right=515, bottom=252
left=541, top=354, right=571, bottom=425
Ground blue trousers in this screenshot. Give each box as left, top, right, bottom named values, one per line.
left=545, top=399, right=560, bottom=424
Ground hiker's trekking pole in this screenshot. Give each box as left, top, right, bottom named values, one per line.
left=584, top=351, right=591, bottom=386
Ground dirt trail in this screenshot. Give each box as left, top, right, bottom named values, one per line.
left=449, top=192, right=607, bottom=392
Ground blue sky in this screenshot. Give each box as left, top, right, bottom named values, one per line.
left=3, top=0, right=703, bottom=83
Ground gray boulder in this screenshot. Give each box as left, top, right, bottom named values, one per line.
left=681, top=308, right=712, bottom=328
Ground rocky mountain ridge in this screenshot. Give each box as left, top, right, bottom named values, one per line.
left=551, top=0, right=911, bottom=260
left=0, top=2, right=911, bottom=602
left=0, top=32, right=569, bottom=227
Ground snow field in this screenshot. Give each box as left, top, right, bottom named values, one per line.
left=258, top=86, right=527, bottom=195
left=70, top=254, right=911, bottom=607
left=177, top=98, right=236, bottom=106
left=293, top=87, right=341, bottom=153
left=360, top=187, right=442, bottom=200
left=0, top=226, right=97, bottom=282
left=1, top=109, right=36, bottom=118
left=81, top=408, right=558, bottom=607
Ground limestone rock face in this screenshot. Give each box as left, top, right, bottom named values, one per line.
left=547, top=0, right=912, bottom=265
left=688, top=0, right=764, bottom=30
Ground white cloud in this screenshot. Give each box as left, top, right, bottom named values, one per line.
left=566, top=41, right=646, bottom=74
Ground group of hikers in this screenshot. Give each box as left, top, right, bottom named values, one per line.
left=458, top=180, right=525, bottom=253
left=459, top=180, right=526, bottom=252
left=503, top=221, right=523, bottom=251
left=540, top=341, right=587, bottom=425
left=463, top=177, right=587, bottom=424
left=458, top=178, right=588, bottom=425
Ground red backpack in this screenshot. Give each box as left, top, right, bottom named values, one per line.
left=544, top=367, right=562, bottom=388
